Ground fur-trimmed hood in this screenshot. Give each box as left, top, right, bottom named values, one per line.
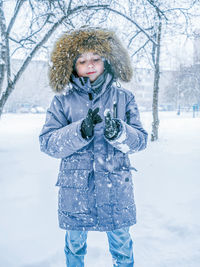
left=49, top=27, right=133, bottom=93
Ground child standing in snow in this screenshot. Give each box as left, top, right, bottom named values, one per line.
left=39, top=27, right=147, bottom=267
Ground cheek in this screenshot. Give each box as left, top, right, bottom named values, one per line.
left=98, top=62, right=104, bottom=74
left=76, top=65, right=85, bottom=76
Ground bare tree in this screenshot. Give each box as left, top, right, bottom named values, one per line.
left=123, top=0, right=200, bottom=141
left=164, top=64, right=200, bottom=111
left=0, top=0, right=110, bottom=117
left=1, top=0, right=199, bottom=143
left=0, top=0, right=159, bottom=118
left=147, top=1, right=163, bottom=141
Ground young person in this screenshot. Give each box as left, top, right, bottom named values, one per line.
left=39, top=27, right=148, bottom=267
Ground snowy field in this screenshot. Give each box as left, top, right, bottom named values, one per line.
left=0, top=111, right=200, bottom=267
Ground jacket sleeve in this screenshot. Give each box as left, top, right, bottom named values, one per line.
left=39, top=95, right=93, bottom=158
left=105, top=94, right=148, bottom=154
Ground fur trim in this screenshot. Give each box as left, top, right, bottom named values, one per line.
left=49, top=27, right=133, bottom=92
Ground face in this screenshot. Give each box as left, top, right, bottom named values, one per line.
left=75, top=52, right=104, bottom=82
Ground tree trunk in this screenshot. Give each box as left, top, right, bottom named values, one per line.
left=151, top=12, right=162, bottom=141
left=0, top=84, right=13, bottom=116
left=0, top=0, right=6, bottom=94
left=0, top=14, right=67, bottom=118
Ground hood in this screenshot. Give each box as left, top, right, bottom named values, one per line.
left=49, top=27, right=133, bottom=93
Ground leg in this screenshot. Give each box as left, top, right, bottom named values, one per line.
left=107, top=227, right=134, bottom=267
left=64, top=230, right=88, bottom=267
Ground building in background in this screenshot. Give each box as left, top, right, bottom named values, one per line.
left=4, top=59, right=54, bottom=113
left=8, top=33, right=200, bottom=115
left=4, top=58, right=176, bottom=113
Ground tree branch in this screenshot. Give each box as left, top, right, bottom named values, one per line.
left=67, top=0, right=73, bottom=14
left=68, top=4, right=158, bottom=45
left=131, top=39, right=151, bottom=58
left=5, top=0, right=26, bottom=87
left=128, top=26, right=153, bottom=48
left=0, top=14, right=67, bottom=110
left=7, top=0, right=26, bottom=35
left=146, top=0, right=168, bottom=21
left=128, top=31, right=141, bottom=48
left=104, top=7, right=158, bottom=46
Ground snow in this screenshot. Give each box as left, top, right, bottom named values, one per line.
left=117, top=143, right=130, bottom=153
left=0, top=112, right=200, bottom=267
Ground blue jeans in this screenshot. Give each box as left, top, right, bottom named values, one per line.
left=64, top=227, right=134, bottom=267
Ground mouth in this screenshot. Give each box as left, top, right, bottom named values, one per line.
left=87, top=72, right=96, bottom=75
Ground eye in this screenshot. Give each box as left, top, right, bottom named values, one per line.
left=93, top=58, right=101, bottom=63
left=79, top=60, right=86, bottom=64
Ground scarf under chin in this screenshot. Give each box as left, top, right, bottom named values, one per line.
left=91, top=70, right=108, bottom=95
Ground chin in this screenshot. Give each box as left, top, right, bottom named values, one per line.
left=88, top=76, right=97, bottom=82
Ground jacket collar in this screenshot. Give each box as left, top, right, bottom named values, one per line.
left=70, top=72, right=114, bottom=100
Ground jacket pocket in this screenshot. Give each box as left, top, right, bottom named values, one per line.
left=57, top=169, right=91, bottom=214
left=111, top=171, right=135, bottom=208
left=58, top=187, right=89, bottom=214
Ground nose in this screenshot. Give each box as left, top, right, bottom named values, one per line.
left=88, top=63, right=94, bottom=68
left=88, top=60, right=95, bottom=68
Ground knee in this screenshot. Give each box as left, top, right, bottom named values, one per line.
left=107, top=228, right=134, bottom=259
left=65, top=231, right=87, bottom=256
left=69, top=240, right=87, bottom=254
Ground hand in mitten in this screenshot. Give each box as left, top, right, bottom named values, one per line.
left=104, top=112, right=121, bottom=140
left=81, top=108, right=102, bottom=139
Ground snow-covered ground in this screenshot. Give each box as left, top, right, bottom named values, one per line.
left=0, top=111, right=200, bottom=267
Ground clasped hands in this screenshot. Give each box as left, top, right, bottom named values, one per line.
left=81, top=108, right=121, bottom=140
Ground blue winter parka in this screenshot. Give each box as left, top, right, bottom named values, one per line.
left=39, top=73, right=148, bottom=231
